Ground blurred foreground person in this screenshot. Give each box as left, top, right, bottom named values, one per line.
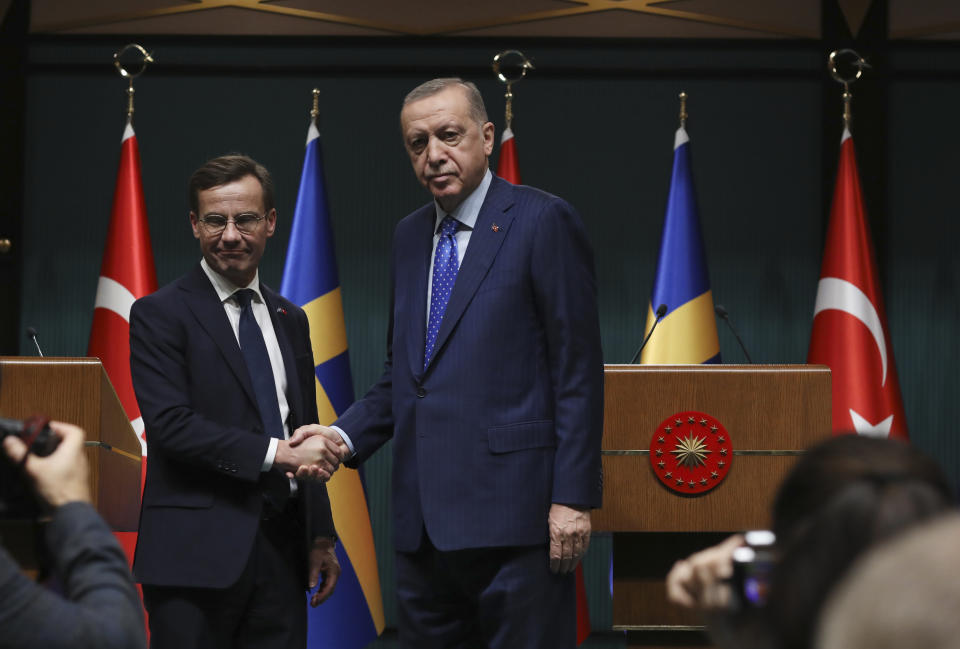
left=0, top=421, right=146, bottom=649
left=666, top=434, right=955, bottom=649
left=817, top=512, right=960, bottom=649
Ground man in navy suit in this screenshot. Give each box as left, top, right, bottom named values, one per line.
left=129, top=155, right=345, bottom=649
left=294, top=79, right=604, bottom=647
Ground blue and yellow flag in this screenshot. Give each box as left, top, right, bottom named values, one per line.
left=640, top=126, right=720, bottom=364
left=281, top=119, right=385, bottom=648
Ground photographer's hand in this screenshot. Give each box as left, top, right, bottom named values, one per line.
left=2, top=421, right=91, bottom=507
left=666, top=534, right=743, bottom=610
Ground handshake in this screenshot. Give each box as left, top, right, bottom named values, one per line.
left=274, top=425, right=350, bottom=483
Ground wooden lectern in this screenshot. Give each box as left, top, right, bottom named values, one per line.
left=594, top=364, right=830, bottom=649
left=0, top=357, right=142, bottom=567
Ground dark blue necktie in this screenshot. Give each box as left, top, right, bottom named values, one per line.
left=234, top=289, right=284, bottom=440
left=234, top=289, right=289, bottom=511
left=425, top=216, right=460, bottom=369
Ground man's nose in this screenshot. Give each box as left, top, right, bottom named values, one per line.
left=425, top=137, right=446, bottom=165
left=220, top=220, right=243, bottom=243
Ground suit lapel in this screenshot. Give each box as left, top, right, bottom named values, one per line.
left=180, top=265, right=259, bottom=409
left=426, top=177, right=515, bottom=371
left=405, top=207, right=435, bottom=380
left=263, top=286, right=304, bottom=427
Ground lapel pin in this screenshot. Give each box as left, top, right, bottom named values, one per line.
left=276, top=306, right=287, bottom=315
left=491, top=223, right=500, bottom=232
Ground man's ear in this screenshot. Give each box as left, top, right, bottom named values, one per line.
left=189, top=212, right=201, bottom=239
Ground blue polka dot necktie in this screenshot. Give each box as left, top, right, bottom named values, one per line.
left=424, top=215, right=460, bottom=369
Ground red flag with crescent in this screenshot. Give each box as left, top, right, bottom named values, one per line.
left=807, top=129, right=909, bottom=439
left=88, top=121, right=157, bottom=454
left=87, top=121, right=157, bottom=599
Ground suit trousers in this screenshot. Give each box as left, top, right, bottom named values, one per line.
left=143, top=508, right=306, bottom=649
left=395, top=531, right=576, bottom=649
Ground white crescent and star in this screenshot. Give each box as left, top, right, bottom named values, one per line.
left=93, top=274, right=148, bottom=454
left=814, top=277, right=894, bottom=437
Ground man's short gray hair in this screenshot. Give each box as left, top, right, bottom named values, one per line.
left=402, top=78, right=488, bottom=124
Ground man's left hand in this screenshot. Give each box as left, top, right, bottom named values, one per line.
left=548, top=503, right=591, bottom=574
left=308, top=536, right=341, bottom=607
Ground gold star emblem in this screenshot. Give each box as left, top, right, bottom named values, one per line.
left=688, top=416, right=695, bottom=424
left=655, top=448, right=663, bottom=457
left=700, top=478, right=708, bottom=485
left=720, top=447, right=728, bottom=456
left=670, top=433, right=712, bottom=468
left=664, top=426, right=672, bottom=434
left=718, top=461, right=725, bottom=468
left=675, top=477, right=684, bottom=486
left=665, top=472, right=672, bottom=479
left=658, top=436, right=665, bottom=444
left=675, top=419, right=682, bottom=427
left=699, top=418, right=707, bottom=426
left=657, top=461, right=665, bottom=469
left=711, top=471, right=719, bottom=479
left=718, top=436, right=726, bottom=444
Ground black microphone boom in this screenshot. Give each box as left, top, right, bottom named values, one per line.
left=25, top=326, right=44, bottom=357
left=629, top=303, right=668, bottom=364
left=714, top=304, right=752, bottom=363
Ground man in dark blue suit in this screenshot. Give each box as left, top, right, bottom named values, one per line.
left=295, top=79, right=604, bottom=647
left=129, top=155, right=345, bottom=649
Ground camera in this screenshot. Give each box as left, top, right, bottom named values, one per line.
left=0, top=415, right=60, bottom=520
left=0, top=416, right=60, bottom=457
left=731, top=529, right=776, bottom=609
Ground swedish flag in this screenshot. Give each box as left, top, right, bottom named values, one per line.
left=640, top=126, right=720, bottom=364
left=281, top=119, right=385, bottom=648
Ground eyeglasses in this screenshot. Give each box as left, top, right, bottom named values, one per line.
left=197, top=213, right=267, bottom=235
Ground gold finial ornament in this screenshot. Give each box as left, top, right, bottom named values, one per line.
left=492, top=49, right=534, bottom=131
left=310, top=88, right=320, bottom=121
left=828, top=49, right=871, bottom=129
left=679, top=92, right=688, bottom=128
left=113, top=43, right=154, bottom=120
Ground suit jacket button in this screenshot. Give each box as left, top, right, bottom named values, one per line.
left=416, top=386, right=426, bottom=398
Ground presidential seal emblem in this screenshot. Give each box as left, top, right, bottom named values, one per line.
left=649, top=411, right=732, bottom=495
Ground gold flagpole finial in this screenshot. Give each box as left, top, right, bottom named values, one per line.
left=311, top=88, right=320, bottom=121
left=113, top=43, right=154, bottom=120
left=679, top=92, right=688, bottom=128
left=828, top=49, right=870, bottom=129
left=492, top=50, right=534, bottom=131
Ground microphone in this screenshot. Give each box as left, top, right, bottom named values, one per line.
left=629, top=303, right=667, bottom=364
left=714, top=304, right=752, bottom=363
left=25, top=327, right=44, bottom=357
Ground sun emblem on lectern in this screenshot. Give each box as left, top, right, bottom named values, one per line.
left=671, top=433, right=711, bottom=468
left=649, top=411, right=732, bottom=495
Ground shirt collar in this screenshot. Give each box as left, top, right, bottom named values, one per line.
left=200, top=258, right=263, bottom=304
left=433, top=168, right=492, bottom=233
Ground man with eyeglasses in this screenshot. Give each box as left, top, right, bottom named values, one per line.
left=128, top=154, right=346, bottom=649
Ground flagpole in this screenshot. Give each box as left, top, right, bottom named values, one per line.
left=492, top=49, right=534, bottom=131
left=828, top=48, right=871, bottom=129
left=113, top=43, right=154, bottom=122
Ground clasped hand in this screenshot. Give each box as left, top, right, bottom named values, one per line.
left=274, top=425, right=350, bottom=482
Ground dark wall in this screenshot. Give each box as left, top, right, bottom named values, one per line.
left=16, top=36, right=960, bottom=628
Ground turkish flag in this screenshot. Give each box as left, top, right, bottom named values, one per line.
left=807, top=129, right=909, bottom=439
left=88, top=122, right=157, bottom=617
left=88, top=121, right=157, bottom=455
left=496, top=126, right=592, bottom=644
